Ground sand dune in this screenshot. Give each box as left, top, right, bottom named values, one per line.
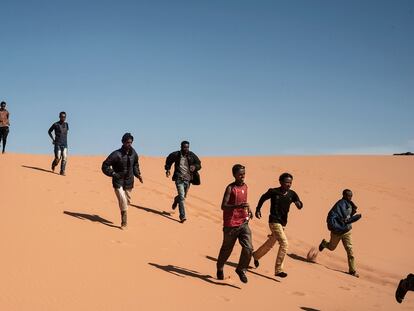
left=0, top=153, right=413, bottom=310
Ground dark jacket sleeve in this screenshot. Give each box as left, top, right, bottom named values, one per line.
left=48, top=123, right=55, bottom=135
left=256, top=189, right=272, bottom=211
left=102, top=151, right=117, bottom=177
left=191, top=152, right=202, bottom=171
left=165, top=152, right=177, bottom=171
left=133, top=152, right=141, bottom=177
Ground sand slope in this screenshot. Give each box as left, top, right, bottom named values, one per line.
left=0, top=154, right=413, bottom=311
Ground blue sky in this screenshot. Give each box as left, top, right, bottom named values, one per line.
left=1, top=0, right=413, bottom=156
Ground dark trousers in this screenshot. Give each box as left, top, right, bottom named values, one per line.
left=217, top=222, right=253, bottom=272
left=0, top=126, right=9, bottom=152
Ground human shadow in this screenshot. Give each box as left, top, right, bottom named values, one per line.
left=300, top=307, right=321, bottom=311
left=148, top=263, right=241, bottom=289
left=205, top=255, right=280, bottom=283
left=288, top=253, right=348, bottom=275
left=63, top=211, right=120, bottom=229
left=22, top=165, right=55, bottom=174
left=288, top=253, right=316, bottom=264
left=130, top=204, right=181, bottom=223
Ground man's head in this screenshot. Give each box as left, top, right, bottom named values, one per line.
left=122, top=132, right=134, bottom=150
left=232, top=164, right=246, bottom=184
left=342, top=189, right=353, bottom=201
left=0, top=101, right=6, bottom=109
left=181, top=140, right=190, bottom=155
left=59, top=111, right=66, bottom=122
left=279, top=172, right=293, bottom=191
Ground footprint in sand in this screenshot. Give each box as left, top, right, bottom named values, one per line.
left=291, top=291, right=306, bottom=296
left=339, top=286, right=351, bottom=291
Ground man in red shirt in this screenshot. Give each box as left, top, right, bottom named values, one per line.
left=216, top=164, right=253, bottom=283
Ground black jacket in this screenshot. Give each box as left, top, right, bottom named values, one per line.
left=102, top=147, right=141, bottom=190
left=164, top=151, right=201, bottom=185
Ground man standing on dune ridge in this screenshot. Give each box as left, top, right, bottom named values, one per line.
left=102, top=133, right=143, bottom=229
left=253, top=172, right=303, bottom=278
left=318, top=189, right=362, bottom=278
left=48, top=111, right=69, bottom=175
left=0, top=101, right=10, bottom=154
left=165, top=141, right=201, bottom=223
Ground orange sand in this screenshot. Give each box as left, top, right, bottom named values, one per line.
left=0, top=153, right=413, bottom=310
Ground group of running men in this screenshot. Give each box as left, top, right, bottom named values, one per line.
left=1, top=103, right=412, bottom=303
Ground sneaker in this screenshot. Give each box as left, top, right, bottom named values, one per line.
left=60, top=171, right=66, bottom=176
left=254, top=259, right=260, bottom=268
left=235, top=269, right=248, bottom=283
left=395, top=279, right=407, bottom=303
left=349, top=271, right=360, bottom=278
left=217, top=270, right=224, bottom=280
left=275, top=272, right=288, bottom=278
left=319, top=239, right=326, bottom=252
left=180, top=218, right=187, bottom=223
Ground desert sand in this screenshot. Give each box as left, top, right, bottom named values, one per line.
left=0, top=153, right=413, bottom=311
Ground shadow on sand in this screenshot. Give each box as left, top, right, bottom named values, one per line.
left=130, top=204, right=181, bottom=223
left=288, top=253, right=348, bottom=275
left=63, top=211, right=120, bottom=229
left=205, top=256, right=280, bottom=283
left=22, top=165, right=55, bottom=174
left=148, top=263, right=241, bottom=289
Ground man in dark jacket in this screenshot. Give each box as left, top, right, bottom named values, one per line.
left=165, top=141, right=201, bottom=223
left=102, top=133, right=143, bottom=229
left=48, top=111, right=69, bottom=175
left=319, top=189, right=362, bottom=277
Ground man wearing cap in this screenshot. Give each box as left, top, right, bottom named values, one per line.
left=102, top=133, right=143, bottom=229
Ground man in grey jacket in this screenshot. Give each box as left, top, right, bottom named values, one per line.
left=102, top=133, right=143, bottom=229
left=319, top=189, right=362, bottom=277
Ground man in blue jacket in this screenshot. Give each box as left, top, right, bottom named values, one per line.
left=102, top=133, right=143, bottom=229
left=319, top=189, right=362, bottom=277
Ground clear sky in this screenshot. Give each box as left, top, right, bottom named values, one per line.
left=1, top=0, right=413, bottom=156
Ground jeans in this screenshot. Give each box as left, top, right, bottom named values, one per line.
left=0, top=126, right=9, bottom=153
left=253, top=223, right=288, bottom=274
left=53, top=145, right=68, bottom=173
left=174, top=179, right=190, bottom=220
left=217, top=222, right=253, bottom=273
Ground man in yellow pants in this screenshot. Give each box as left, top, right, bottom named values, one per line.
left=253, top=173, right=303, bottom=278
left=319, top=189, right=362, bottom=277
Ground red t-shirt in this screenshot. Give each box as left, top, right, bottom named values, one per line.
left=223, top=183, right=249, bottom=227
